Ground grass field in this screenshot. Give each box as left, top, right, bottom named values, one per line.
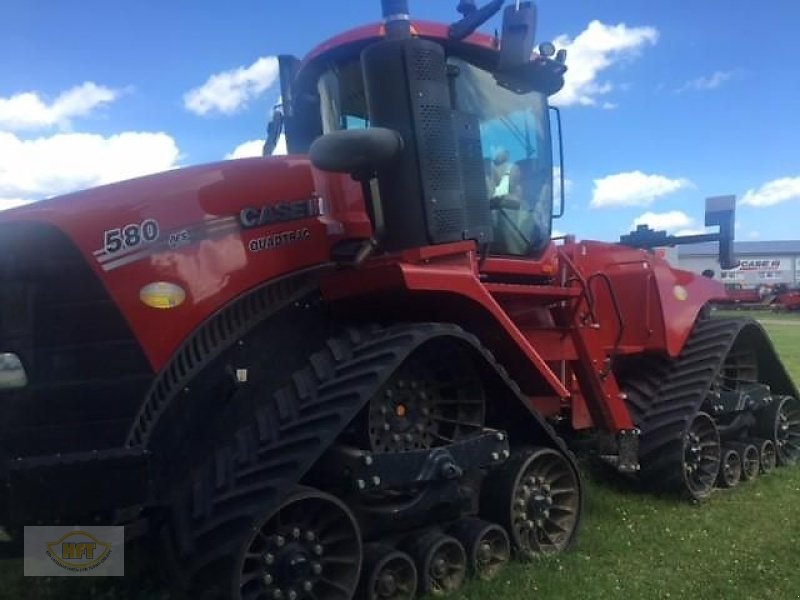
left=2, top=312, right=799, bottom=599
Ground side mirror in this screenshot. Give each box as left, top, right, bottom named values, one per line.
left=705, top=195, right=737, bottom=270
left=309, top=128, right=404, bottom=176
left=498, top=2, right=537, bottom=71
left=263, top=105, right=284, bottom=156
left=494, top=3, right=566, bottom=96
left=0, top=353, right=27, bottom=390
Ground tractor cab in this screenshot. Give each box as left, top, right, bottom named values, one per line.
left=274, top=1, right=567, bottom=259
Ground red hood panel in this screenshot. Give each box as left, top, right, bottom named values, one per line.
left=1, top=157, right=333, bottom=369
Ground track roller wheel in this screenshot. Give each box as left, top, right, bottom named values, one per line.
left=238, top=487, right=362, bottom=600
left=405, top=531, right=466, bottom=596
left=447, top=518, right=510, bottom=581
left=359, top=544, right=417, bottom=600
left=680, top=412, right=721, bottom=500
left=751, top=439, right=777, bottom=474
left=480, top=447, right=581, bottom=559
left=716, top=447, right=742, bottom=488
left=757, top=395, right=800, bottom=466
left=728, top=442, right=760, bottom=481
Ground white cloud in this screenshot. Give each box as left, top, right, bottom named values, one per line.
left=0, top=198, right=33, bottom=212
left=553, top=167, right=573, bottom=200
left=226, top=134, right=287, bottom=160
left=551, top=21, right=658, bottom=107
left=226, top=139, right=265, bottom=159
left=184, top=57, right=279, bottom=116
left=0, top=131, right=180, bottom=202
left=591, top=171, right=691, bottom=208
left=274, top=134, right=287, bottom=156
left=676, top=70, right=735, bottom=93
left=632, top=210, right=694, bottom=233
left=740, top=176, right=800, bottom=207
left=747, top=231, right=761, bottom=240
left=0, top=82, right=119, bottom=131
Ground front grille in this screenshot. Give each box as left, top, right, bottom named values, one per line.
left=0, top=222, right=152, bottom=456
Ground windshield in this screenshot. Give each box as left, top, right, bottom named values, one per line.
left=450, top=58, right=553, bottom=256
left=317, top=55, right=554, bottom=256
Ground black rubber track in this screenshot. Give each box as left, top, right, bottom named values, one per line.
left=636, top=317, right=797, bottom=496
left=614, top=354, right=673, bottom=426
left=162, top=322, right=578, bottom=597
left=127, top=267, right=326, bottom=447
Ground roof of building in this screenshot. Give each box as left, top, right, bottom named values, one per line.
left=678, top=240, right=800, bottom=257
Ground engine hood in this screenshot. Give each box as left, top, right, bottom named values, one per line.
left=0, top=156, right=335, bottom=369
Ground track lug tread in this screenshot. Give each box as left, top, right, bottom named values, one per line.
left=631, top=317, right=797, bottom=497
left=161, top=321, right=579, bottom=592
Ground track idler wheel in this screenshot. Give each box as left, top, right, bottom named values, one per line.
left=751, top=438, right=777, bottom=473
left=757, top=395, right=800, bottom=466
left=716, top=447, right=742, bottom=488
left=359, top=544, right=417, bottom=600
left=481, top=447, right=581, bottom=559
left=680, top=412, right=721, bottom=500
left=406, top=531, right=467, bottom=596
left=448, top=518, right=510, bottom=581
left=237, top=488, right=362, bottom=600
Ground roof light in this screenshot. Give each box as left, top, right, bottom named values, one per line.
left=538, top=42, right=556, bottom=58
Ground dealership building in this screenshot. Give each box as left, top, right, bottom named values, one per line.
left=676, top=241, right=800, bottom=287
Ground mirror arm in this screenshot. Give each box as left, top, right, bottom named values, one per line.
left=550, top=105, right=565, bottom=219
left=263, top=105, right=284, bottom=157
left=619, top=196, right=738, bottom=270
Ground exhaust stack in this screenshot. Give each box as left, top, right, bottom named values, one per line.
left=382, top=0, right=412, bottom=39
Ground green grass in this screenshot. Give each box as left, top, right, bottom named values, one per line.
left=2, top=312, right=799, bottom=599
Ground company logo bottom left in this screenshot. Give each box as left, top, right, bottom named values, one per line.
left=23, top=526, right=125, bottom=577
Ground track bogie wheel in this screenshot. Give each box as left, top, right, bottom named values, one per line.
left=480, top=446, right=581, bottom=559
left=237, top=487, right=362, bottom=600
left=447, top=518, right=510, bottom=581
left=359, top=544, right=417, bottom=600
left=728, top=442, right=760, bottom=481
left=405, top=531, right=467, bottom=596
left=751, top=438, right=777, bottom=473
left=681, top=412, right=721, bottom=500
left=757, top=395, right=800, bottom=466
left=716, top=447, right=742, bottom=488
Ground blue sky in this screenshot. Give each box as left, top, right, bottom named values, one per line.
left=1, top=0, right=798, bottom=242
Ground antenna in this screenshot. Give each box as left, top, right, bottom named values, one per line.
left=449, top=0, right=504, bottom=41
left=457, top=1, right=477, bottom=16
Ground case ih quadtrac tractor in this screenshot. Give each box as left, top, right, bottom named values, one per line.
left=1, top=1, right=798, bottom=598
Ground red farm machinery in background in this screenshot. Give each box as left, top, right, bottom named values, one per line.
left=0, top=1, right=797, bottom=598
left=715, top=283, right=800, bottom=311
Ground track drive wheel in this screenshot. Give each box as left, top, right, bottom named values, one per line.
left=716, top=447, right=742, bottom=488
left=448, top=518, right=510, bottom=581
left=367, top=344, right=485, bottom=453
left=359, top=544, right=417, bottom=600
left=757, top=395, right=800, bottom=466
left=680, top=412, right=721, bottom=501
left=406, top=531, right=467, bottom=596
left=237, top=487, right=362, bottom=600
left=480, top=447, right=581, bottom=560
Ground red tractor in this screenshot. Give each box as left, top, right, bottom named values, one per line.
left=1, top=1, right=797, bottom=598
